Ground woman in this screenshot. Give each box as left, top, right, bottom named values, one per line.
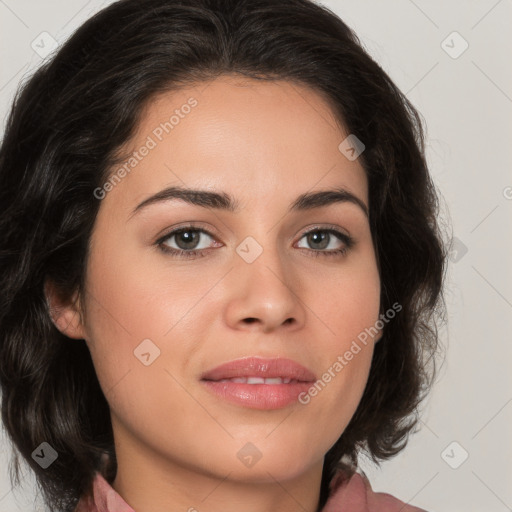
left=0, top=0, right=448, bottom=511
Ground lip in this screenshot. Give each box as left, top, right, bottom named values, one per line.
left=200, top=357, right=317, bottom=410
left=201, top=356, right=317, bottom=382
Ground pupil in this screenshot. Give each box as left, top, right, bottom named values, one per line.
left=310, top=231, right=328, bottom=249
left=178, top=230, right=198, bottom=249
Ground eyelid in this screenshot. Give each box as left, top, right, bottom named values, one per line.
left=155, top=222, right=354, bottom=261
left=156, top=222, right=351, bottom=245
left=155, top=221, right=220, bottom=242
left=296, top=223, right=351, bottom=239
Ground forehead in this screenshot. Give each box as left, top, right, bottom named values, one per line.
left=102, top=75, right=368, bottom=216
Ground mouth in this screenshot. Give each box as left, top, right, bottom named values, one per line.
left=200, top=357, right=316, bottom=410
left=200, top=356, right=317, bottom=382
left=212, top=377, right=300, bottom=384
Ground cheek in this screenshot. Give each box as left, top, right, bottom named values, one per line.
left=316, top=252, right=381, bottom=349
left=80, top=233, right=160, bottom=391
left=84, top=227, right=175, bottom=341
left=81, top=231, right=215, bottom=406
left=296, top=256, right=380, bottom=438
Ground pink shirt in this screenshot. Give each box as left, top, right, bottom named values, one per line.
left=75, top=469, right=427, bottom=512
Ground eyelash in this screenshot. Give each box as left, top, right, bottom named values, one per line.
left=155, top=224, right=354, bottom=260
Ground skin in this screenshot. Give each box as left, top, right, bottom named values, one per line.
left=47, top=75, right=382, bottom=512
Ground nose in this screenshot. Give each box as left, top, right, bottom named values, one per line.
left=223, top=245, right=306, bottom=334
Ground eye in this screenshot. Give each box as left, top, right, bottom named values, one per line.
left=295, top=227, right=354, bottom=258
left=156, top=226, right=219, bottom=258
left=155, top=224, right=354, bottom=259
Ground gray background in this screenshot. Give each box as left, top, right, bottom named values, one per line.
left=1, top=1, right=511, bottom=511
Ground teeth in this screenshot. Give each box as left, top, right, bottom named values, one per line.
left=263, top=378, right=284, bottom=385
left=216, top=377, right=296, bottom=384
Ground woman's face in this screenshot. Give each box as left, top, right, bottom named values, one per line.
left=54, top=75, right=381, bottom=487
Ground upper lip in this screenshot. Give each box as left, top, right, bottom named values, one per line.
left=200, top=357, right=317, bottom=382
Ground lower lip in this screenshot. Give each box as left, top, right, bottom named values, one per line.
left=201, top=380, right=313, bottom=410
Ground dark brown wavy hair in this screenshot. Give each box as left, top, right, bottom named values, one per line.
left=0, top=0, right=448, bottom=510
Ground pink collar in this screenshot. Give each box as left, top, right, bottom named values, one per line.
left=322, top=468, right=428, bottom=512
left=75, top=469, right=428, bottom=512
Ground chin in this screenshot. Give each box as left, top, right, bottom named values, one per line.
left=217, top=440, right=322, bottom=484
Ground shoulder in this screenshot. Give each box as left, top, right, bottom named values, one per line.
left=73, top=471, right=134, bottom=512
left=74, top=494, right=97, bottom=512
left=322, top=469, right=429, bottom=512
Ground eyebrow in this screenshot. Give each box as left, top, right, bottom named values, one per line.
left=128, top=185, right=369, bottom=220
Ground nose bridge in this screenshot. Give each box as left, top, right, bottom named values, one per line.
left=225, top=230, right=304, bottom=331
left=235, top=231, right=291, bottom=294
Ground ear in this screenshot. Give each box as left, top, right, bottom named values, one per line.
left=44, top=279, right=87, bottom=340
